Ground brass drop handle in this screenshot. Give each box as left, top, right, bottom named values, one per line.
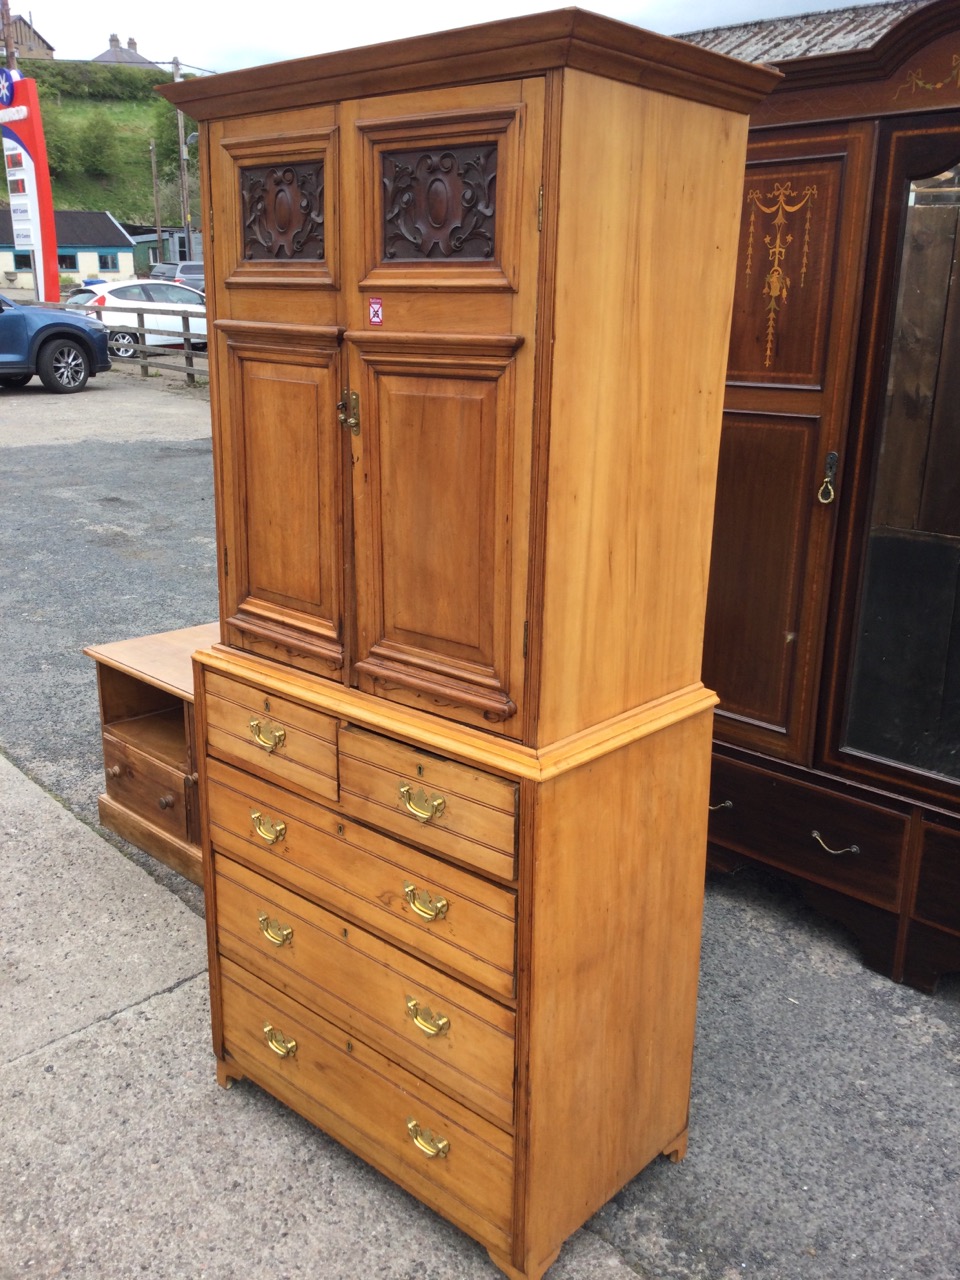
left=399, top=783, right=446, bottom=824
left=258, top=911, right=293, bottom=947
left=251, top=810, right=286, bottom=846
left=249, top=716, right=286, bottom=753
left=158, top=794, right=175, bottom=810
left=263, top=1022, right=297, bottom=1058
left=403, top=881, right=448, bottom=923
left=817, top=451, right=838, bottom=505
left=406, top=1118, right=449, bottom=1159
left=811, top=829, right=860, bottom=856
left=405, top=996, right=450, bottom=1038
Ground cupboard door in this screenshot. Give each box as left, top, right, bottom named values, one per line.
left=217, top=323, right=347, bottom=678
left=702, top=124, right=874, bottom=765
left=348, top=332, right=525, bottom=732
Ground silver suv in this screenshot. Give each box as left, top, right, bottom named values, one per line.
left=150, top=261, right=205, bottom=294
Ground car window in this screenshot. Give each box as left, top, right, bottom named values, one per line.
left=150, top=264, right=177, bottom=277
left=147, top=283, right=203, bottom=304
left=179, top=264, right=204, bottom=276
left=66, top=290, right=97, bottom=306
left=111, top=285, right=149, bottom=301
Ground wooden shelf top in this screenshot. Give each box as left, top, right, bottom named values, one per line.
left=84, top=623, right=220, bottom=701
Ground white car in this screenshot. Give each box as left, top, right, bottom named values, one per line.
left=66, top=280, right=207, bottom=359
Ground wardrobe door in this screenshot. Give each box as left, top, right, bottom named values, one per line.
left=702, top=123, right=874, bottom=764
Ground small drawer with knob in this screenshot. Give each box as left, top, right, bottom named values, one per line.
left=102, top=726, right=193, bottom=843
left=707, top=756, right=908, bottom=908
left=203, top=670, right=338, bottom=803
left=218, top=957, right=514, bottom=1256
left=215, top=856, right=516, bottom=1126
left=339, top=725, right=518, bottom=881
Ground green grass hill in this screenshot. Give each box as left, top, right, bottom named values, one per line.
left=3, top=59, right=199, bottom=225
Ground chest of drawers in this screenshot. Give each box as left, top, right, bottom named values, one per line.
left=164, top=12, right=773, bottom=1278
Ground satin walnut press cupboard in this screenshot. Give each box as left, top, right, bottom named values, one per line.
left=161, top=12, right=776, bottom=1278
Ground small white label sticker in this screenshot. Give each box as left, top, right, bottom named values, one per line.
left=369, top=296, right=383, bottom=326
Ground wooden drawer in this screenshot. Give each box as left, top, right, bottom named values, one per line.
left=206, top=757, right=517, bottom=998
left=103, top=728, right=191, bottom=843
left=708, top=757, right=908, bottom=908
left=216, top=857, right=516, bottom=1126
left=219, top=957, right=514, bottom=1255
left=203, top=670, right=338, bottom=803
left=914, top=822, right=960, bottom=935
left=339, top=725, right=518, bottom=881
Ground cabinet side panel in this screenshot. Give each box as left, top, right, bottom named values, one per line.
left=518, top=711, right=713, bottom=1267
left=537, top=72, right=748, bottom=742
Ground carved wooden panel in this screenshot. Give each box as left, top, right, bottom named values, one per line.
left=356, top=106, right=524, bottom=290
left=727, top=157, right=844, bottom=386
left=702, top=411, right=820, bottom=744
left=382, top=144, right=497, bottom=261
left=218, top=127, right=337, bottom=290
left=240, top=161, right=324, bottom=261
left=348, top=332, right=525, bottom=733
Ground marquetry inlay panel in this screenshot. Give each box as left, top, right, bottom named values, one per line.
left=382, top=144, right=497, bottom=261
left=727, top=157, right=843, bottom=386
left=240, top=161, right=325, bottom=261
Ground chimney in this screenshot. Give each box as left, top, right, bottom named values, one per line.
left=127, top=37, right=137, bottom=52
left=108, top=34, right=120, bottom=49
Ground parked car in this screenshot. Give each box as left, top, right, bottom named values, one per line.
left=66, top=280, right=207, bottom=359
left=0, top=292, right=111, bottom=393
left=150, top=260, right=205, bottom=294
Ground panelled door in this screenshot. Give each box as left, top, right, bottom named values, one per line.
left=339, top=81, right=545, bottom=737
left=701, top=122, right=874, bottom=765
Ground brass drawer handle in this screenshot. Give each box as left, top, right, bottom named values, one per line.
left=258, top=911, right=293, bottom=948
left=406, top=1118, right=449, bottom=1159
left=251, top=810, right=286, bottom=845
left=106, top=764, right=122, bottom=779
left=811, top=829, right=860, bottom=856
left=249, top=716, right=286, bottom=753
left=405, top=996, right=450, bottom=1038
left=263, top=1022, right=297, bottom=1058
left=399, top=783, right=445, bottom=824
left=158, top=794, right=176, bottom=810
left=403, top=881, right=448, bottom=923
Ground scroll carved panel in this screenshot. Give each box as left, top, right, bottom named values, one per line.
left=240, top=161, right=325, bottom=261
left=727, top=158, right=843, bottom=386
left=382, top=145, right=497, bottom=261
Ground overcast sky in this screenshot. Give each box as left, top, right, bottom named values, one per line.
left=19, top=0, right=886, bottom=75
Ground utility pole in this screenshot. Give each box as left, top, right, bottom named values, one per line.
left=172, top=57, right=193, bottom=260
left=149, top=139, right=164, bottom=266
left=1, top=0, right=19, bottom=72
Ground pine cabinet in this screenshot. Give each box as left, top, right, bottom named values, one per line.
left=163, top=12, right=774, bottom=1278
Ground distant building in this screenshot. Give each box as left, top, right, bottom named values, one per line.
left=91, top=34, right=161, bottom=71
left=1, top=13, right=55, bottom=61
left=0, top=209, right=136, bottom=288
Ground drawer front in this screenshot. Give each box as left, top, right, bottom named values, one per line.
left=339, top=725, right=518, bottom=880
left=206, top=757, right=517, bottom=998
left=708, top=757, right=907, bottom=908
left=203, top=670, right=338, bottom=803
left=219, top=958, right=514, bottom=1253
left=103, top=732, right=190, bottom=842
left=216, top=857, right=516, bottom=1126
left=914, top=822, right=960, bottom=935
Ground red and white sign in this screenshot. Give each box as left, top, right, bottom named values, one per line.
left=369, top=296, right=383, bottom=326
left=1, top=69, right=60, bottom=302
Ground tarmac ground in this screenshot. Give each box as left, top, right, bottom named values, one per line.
left=1, top=358, right=958, bottom=1280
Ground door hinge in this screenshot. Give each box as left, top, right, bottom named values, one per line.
left=537, top=186, right=543, bottom=233
left=337, top=389, right=360, bottom=436
left=223, top=545, right=229, bottom=577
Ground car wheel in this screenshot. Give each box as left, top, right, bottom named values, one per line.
left=110, top=330, right=139, bottom=359
left=0, top=373, right=32, bottom=388
left=37, top=338, right=91, bottom=393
